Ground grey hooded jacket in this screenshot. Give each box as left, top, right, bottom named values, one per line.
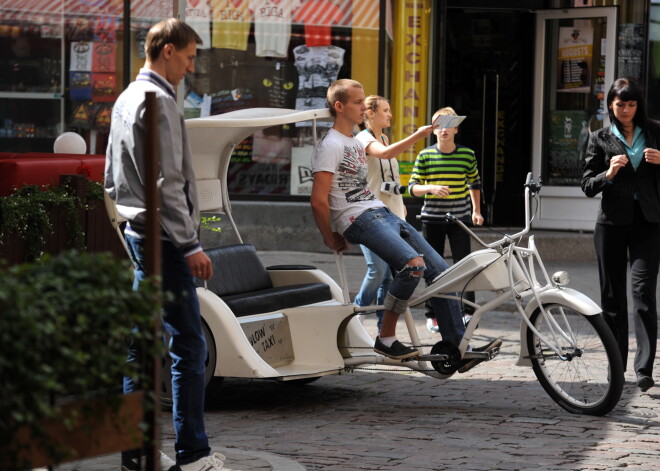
left=105, top=69, right=202, bottom=256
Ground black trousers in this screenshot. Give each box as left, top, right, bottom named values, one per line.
left=594, top=204, right=659, bottom=378
left=422, top=222, right=475, bottom=315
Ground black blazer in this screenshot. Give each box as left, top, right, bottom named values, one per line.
left=581, top=123, right=660, bottom=225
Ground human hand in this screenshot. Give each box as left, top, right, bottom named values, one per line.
left=428, top=185, right=451, bottom=197
left=643, top=147, right=660, bottom=165
left=472, top=212, right=484, bottom=226
left=187, top=251, right=213, bottom=280
left=325, top=232, right=349, bottom=252
left=606, top=154, right=628, bottom=180
left=416, top=125, right=435, bottom=138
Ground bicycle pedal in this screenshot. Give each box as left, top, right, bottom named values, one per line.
left=488, top=346, right=501, bottom=360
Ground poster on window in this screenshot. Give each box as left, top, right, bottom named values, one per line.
left=547, top=110, right=590, bottom=186
left=70, top=41, right=92, bottom=71
left=289, top=145, right=314, bottom=195
left=557, top=26, right=593, bottom=93
left=618, top=24, right=644, bottom=82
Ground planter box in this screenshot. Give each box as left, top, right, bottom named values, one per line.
left=8, top=391, right=144, bottom=468
left=0, top=175, right=127, bottom=265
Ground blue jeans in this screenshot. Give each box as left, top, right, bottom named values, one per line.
left=354, top=245, right=391, bottom=331
left=343, top=207, right=465, bottom=346
left=124, top=234, right=210, bottom=465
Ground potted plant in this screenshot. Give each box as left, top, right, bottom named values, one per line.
left=0, top=249, right=161, bottom=469
left=0, top=177, right=125, bottom=265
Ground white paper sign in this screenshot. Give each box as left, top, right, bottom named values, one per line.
left=70, top=42, right=93, bottom=72
left=432, top=115, right=466, bottom=129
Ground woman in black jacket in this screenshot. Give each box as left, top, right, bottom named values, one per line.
left=581, top=78, right=660, bottom=393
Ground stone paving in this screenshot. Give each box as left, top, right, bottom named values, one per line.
left=51, top=251, right=658, bottom=471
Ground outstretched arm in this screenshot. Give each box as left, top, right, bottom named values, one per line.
left=366, top=125, right=435, bottom=160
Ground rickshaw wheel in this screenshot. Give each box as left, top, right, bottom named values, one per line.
left=430, top=341, right=461, bottom=375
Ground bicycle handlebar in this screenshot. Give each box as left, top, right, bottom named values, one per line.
left=416, top=174, right=543, bottom=249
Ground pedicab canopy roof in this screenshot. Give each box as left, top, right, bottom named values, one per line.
left=185, top=107, right=332, bottom=214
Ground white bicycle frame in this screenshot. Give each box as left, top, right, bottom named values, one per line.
left=341, top=176, right=601, bottom=377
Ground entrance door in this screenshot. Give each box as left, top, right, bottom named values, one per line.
left=532, top=7, right=617, bottom=230
left=444, top=8, right=535, bottom=226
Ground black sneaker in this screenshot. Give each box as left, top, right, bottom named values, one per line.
left=458, top=339, right=502, bottom=373
left=374, top=337, right=419, bottom=359
left=637, top=375, right=654, bottom=392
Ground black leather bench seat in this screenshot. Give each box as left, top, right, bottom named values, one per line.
left=222, top=283, right=332, bottom=317
left=198, top=244, right=332, bottom=317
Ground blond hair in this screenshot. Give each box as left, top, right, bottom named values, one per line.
left=432, top=106, right=458, bottom=124
left=358, top=95, right=389, bottom=131
left=326, top=79, right=363, bottom=117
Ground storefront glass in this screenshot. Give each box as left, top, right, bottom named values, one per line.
left=0, top=0, right=384, bottom=199
left=0, top=0, right=173, bottom=154
left=541, top=0, right=647, bottom=187
left=647, top=0, right=660, bottom=119
left=182, top=0, right=383, bottom=198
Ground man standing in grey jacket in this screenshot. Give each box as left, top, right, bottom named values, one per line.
left=105, top=18, right=225, bottom=471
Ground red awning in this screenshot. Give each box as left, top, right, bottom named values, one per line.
left=0, top=0, right=171, bottom=25
left=0, top=0, right=381, bottom=29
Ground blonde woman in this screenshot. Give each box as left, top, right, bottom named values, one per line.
left=353, top=95, right=434, bottom=332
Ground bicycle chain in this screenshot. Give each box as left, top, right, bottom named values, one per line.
left=349, top=366, right=438, bottom=373
left=338, top=344, right=450, bottom=373
left=338, top=344, right=438, bottom=349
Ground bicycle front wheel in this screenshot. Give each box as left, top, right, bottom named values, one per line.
left=526, top=303, right=624, bottom=416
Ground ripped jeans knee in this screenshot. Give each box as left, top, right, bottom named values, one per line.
left=397, top=262, right=425, bottom=277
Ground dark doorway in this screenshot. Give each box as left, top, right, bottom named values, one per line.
left=441, top=6, right=535, bottom=226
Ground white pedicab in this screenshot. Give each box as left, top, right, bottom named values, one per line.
left=109, top=108, right=624, bottom=416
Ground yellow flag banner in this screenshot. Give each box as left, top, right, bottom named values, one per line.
left=391, top=0, right=431, bottom=163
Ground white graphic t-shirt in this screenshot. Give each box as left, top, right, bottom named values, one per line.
left=294, top=44, right=344, bottom=127
left=186, top=0, right=212, bottom=49
left=249, top=0, right=302, bottom=58
left=312, top=128, right=385, bottom=234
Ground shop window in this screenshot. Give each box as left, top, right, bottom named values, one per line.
left=183, top=0, right=383, bottom=198
left=647, top=1, right=660, bottom=119
left=540, top=1, right=647, bottom=187
left=0, top=0, right=385, bottom=200
left=0, top=0, right=172, bottom=154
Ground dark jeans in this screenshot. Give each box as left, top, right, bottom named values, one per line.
left=343, top=207, right=465, bottom=346
left=124, top=234, right=210, bottom=465
left=423, top=222, right=475, bottom=315
left=594, top=204, right=659, bottom=378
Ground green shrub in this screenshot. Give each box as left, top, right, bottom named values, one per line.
left=0, top=250, right=161, bottom=468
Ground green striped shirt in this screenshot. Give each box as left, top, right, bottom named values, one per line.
left=409, top=144, right=481, bottom=222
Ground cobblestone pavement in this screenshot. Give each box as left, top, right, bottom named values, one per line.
left=53, top=251, right=659, bottom=471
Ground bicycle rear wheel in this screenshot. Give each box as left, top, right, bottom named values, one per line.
left=526, top=303, right=624, bottom=416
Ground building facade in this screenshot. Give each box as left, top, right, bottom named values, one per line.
left=2, top=0, right=659, bottom=230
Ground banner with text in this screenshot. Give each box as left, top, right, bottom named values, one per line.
left=391, top=0, right=430, bottom=163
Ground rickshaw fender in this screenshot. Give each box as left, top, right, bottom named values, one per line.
left=196, top=288, right=281, bottom=378
left=516, top=287, right=602, bottom=367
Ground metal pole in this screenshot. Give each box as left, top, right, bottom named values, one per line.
left=377, top=0, right=387, bottom=97
left=122, top=0, right=131, bottom=90
left=144, top=91, right=161, bottom=471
